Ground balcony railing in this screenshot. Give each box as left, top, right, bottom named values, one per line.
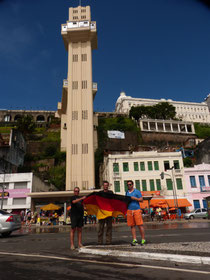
left=62, top=21, right=96, bottom=32
left=201, top=186, right=210, bottom=192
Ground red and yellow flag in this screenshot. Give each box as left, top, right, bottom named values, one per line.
left=83, top=192, right=131, bottom=220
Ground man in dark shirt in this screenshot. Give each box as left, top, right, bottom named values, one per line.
left=70, top=187, right=86, bottom=250
left=98, top=181, right=113, bottom=245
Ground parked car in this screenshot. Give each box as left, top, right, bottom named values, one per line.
left=184, top=208, right=207, bottom=220
left=0, top=210, right=21, bottom=237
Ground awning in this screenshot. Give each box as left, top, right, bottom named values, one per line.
left=166, top=199, right=192, bottom=208
left=140, top=200, right=149, bottom=209
left=147, top=198, right=192, bottom=208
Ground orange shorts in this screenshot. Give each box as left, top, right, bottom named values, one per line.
left=127, top=209, right=143, bottom=227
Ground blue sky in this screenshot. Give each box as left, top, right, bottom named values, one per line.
left=0, top=0, right=210, bottom=112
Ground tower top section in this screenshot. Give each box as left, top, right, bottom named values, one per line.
left=69, top=6, right=91, bottom=22
left=61, top=5, right=97, bottom=50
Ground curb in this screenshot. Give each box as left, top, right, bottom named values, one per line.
left=79, top=247, right=210, bottom=265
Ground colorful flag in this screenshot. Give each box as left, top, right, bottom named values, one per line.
left=83, top=191, right=132, bottom=220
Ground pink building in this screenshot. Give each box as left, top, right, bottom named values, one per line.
left=184, top=163, right=210, bottom=211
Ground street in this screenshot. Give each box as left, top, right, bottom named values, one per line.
left=0, top=221, right=210, bottom=280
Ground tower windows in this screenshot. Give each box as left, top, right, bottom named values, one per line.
left=81, top=16, right=86, bottom=19
left=73, top=54, right=78, bottom=62
left=81, top=9, right=86, bottom=12
left=82, top=143, right=88, bottom=154
left=72, top=144, right=78, bottom=155
left=72, top=111, right=78, bottom=120
left=73, top=16, right=78, bottom=20
left=72, top=81, right=78, bottom=90
left=73, top=10, right=78, bottom=13
left=82, top=110, right=88, bottom=119
left=71, top=181, right=78, bottom=188
left=81, top=54, right=87, bottom=61
left=82, top=181, right=89, bottom=189
left=82, top=80, right=87, bottom=89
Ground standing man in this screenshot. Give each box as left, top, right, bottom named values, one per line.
left=98, top=181, right=113, bottom=245
left=70, top=187, right=86, bottom=250
left=126, top=180, right=146, bottom=246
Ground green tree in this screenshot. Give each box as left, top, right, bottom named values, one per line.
left=48, top=166, right=66, bottom=191
left=16, top=115, right=35, bottom=135
left=183, top=157, right=193, bottom=167
left=129, top=102, right=176, bottom=121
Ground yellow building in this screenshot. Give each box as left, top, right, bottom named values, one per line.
left=57, top=5, right=97, bottom=190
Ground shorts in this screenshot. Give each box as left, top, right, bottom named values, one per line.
left=127, top=209, right=143, bottom=227
left=70, top=215, right=84, bottom=229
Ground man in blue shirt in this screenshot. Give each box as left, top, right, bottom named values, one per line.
left=126, top=180, right=146, bottom=246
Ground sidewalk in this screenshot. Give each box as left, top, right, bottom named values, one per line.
left=79, top=219, right=210, bottom=265
left=79, top=242, right=210, bottom=265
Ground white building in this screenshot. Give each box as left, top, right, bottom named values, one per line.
left=0, top=173, right=33, bottom=212
left=115, top=92, right=210, bottom=124
left=102, top=151, right=187, bottom=200
left=0, top=173, right=52, bottom=212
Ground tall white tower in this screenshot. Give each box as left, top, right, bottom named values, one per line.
left=59, top=5, right=97, bottom=190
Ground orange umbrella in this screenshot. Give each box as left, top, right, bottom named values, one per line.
left=67, top=206, right=71, bottom=211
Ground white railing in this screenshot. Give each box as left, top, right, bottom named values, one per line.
left=201, top=186, right=210, bottom=192
left=92, top=82, right=97, bottom=89
left=62, top=21, right=96, bottom=32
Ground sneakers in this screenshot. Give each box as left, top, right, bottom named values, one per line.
left=141, top=239, right=146, bottom=245
left=131, top=239, right=138, bottom=246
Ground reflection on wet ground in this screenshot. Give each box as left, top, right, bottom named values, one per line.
left=13, top=221, right=210, bottom=235
left=145, top=222, right=210, bottom=230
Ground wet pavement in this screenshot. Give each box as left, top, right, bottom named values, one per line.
left=14, top=219, right=210, bottom=235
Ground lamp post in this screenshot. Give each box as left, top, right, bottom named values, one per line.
left=0, top=157, right=6, bottom=210
left=160, top=166, right=179, bottom=218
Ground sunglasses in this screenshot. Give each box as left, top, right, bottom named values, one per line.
left=74, top=190, right=79, bottom=192
left=127, top=184, right=133, bottom=186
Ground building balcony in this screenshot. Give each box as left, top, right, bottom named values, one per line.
left=200, top=186, right=210, bottom=192
left=61, top=21, right=96, bottom=32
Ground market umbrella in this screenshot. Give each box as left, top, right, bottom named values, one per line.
left=40, top=203, right=61, bottom=211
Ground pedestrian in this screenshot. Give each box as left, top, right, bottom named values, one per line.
left=98, top=181, right=113, bottom=245
left=126, top=180, right=146, bottom=246
left=70, top=187, right=86, bottom=250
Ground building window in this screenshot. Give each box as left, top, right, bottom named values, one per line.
left=124, top=180, right=128, bottom=192
left=73, top=54, right=78, bottom=62
left=154, top=161, right=159, bottom=171
left=166, top=179, right=173, bottom=190
left=156, top=179, right=161, bottom=190
left=13, top=198, right=26, bottom=205
left=73, top=10, right=78, bottom=13
left=142, top=180, right=147, bottom=191
left=140, top=162, right=145, bottom=171
left=81, top=54, right=87, bottom=61
left=0, top=183, right=9, bottom=189
left=203, top=199, right=207, bottom=208
left=148, top=161, right=153, bottom=171
left=71, top=181, right=78, bottom=188
left=72, top=81, right=78, bottom=90
left=82, top=143, right=88, bottom=154
left=149, top=179, right=155, bottom=191
left=164, top=161, right=170, bottom=171
left=82, top=110, right=88, bottom=119
left=114, top=181, right=120, bottom=193
left=73, top=16, right=78, bottom=20
left=113, top=163, right=119, bottom=173
left=72, top=144, right=78, bottom=154
left=176, top=178, right=183, bottom=190
left=82, top=80, right=87, bottom=89
left=193, top=200, right=200, bottom=209
left=72, top=111, right=78, bottom=120
left=81, top=15, right=86, bottom=19
left=123, top=162, right=129, bottom=172
left=135, top=180, right=140, bottom=191
left=14, top=182, right=27, bottom=189
left=173, top=160, right=180, bottom=169
left=133, top=162, right=139, bottom=171
left=190, top=176, right=196, bottom=188
left=82, top=181, right=89, bottom=189
left=199, top=176, right=205, bottom=187
left=0, top=198, right=7, bottom=206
